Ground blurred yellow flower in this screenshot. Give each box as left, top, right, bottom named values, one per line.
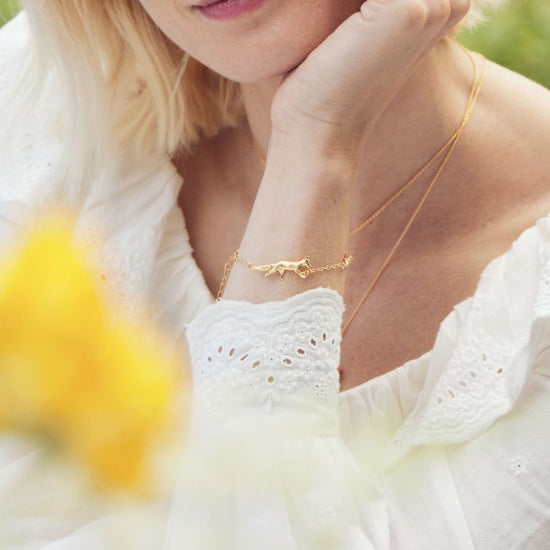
left=0, top=213, right=186, bottom=494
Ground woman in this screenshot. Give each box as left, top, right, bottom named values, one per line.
left=0, top=0, right=549, bottom=548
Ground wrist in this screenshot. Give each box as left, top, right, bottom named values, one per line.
left=268, top=129, right=361, bottom=178
left=261, top=139, right=357, bottom=206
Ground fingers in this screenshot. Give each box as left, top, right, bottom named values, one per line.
left=359, top=0, right=469, bottom=34
left=271, top=0, right=472, bottom=147
left=350, top=0, right=471, bottom=101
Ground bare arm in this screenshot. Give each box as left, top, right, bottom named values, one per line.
left=222, top=135, right=355, bottom=302
left=222, top=0, right=469, bottom=303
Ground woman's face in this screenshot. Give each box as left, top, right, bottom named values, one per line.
left=138, top=0, right=363, bottom=83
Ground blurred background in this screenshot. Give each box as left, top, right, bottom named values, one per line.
left=0, top=0, right=549, bottom=88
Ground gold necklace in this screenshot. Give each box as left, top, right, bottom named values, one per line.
left=251, top=44, right=486, bottom=339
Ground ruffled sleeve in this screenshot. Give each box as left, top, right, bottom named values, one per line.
left=163, top=287, right=390, bottom=550
left=380, top=213, right=550, bottom=469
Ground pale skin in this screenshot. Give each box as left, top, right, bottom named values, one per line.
left=140, top=0, right=550, bottom=391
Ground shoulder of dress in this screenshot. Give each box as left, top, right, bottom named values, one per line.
left=0, top=14, right=40, bottom=244
left=0, top=11, right=73, bottom=210
left=0, top=13, right=31, bottom=107
left=0, top=12, right=29, bottom=61
left=380, top=212, right=550, bottom=470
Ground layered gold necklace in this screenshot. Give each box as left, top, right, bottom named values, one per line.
left=250, top=44, right=487, bottom=339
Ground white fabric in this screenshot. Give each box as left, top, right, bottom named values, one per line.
left=1, top=12, right=549, bottom=549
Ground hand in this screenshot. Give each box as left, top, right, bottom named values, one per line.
left=270, top=0, right=470, bottom=159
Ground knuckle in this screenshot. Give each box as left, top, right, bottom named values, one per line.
left=438, top=0, right=453, bottom=19
left=450, top=0, right=471, bottom=22
left=359, top=0, right=390, bottom=22
left=401, top=0, right=429, bottom=30
left=425, top=0, right=452, bottom=27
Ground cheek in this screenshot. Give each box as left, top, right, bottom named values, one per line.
left=137, top=0, right=362, bottom=83
left=137, top=1, right=192, bottom=45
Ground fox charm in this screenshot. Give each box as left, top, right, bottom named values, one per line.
left=251, top=256, right=313, bottom=279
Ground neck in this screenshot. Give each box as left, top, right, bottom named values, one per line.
left=239, top=37, right=476, bottom=232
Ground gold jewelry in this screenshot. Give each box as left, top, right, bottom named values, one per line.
left=248, top=44, right=485, bottom=339
left=239, top=250, right=353, bottom=279
left=251, top=45, right=482, bottom=240
left=341, top=47, right=485, bottom=337
left=253, top=130, right=456, bottom=237
left=216, top=250, right=353, bottom=300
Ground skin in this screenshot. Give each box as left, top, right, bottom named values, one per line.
left=140, top=0, right=550, bottom=391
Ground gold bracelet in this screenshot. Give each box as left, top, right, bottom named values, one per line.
left=216, top=249, right=353, bottom=301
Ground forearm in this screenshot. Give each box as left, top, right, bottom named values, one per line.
left=222, top=133, right=356, bottom=303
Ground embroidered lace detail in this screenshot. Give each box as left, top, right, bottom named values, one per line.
left=76, top=224, right=158, bottom=321
left=508, top=455, right=530, bottom=477
left=185, top=288, right=344, bottom=415
left=390, top=313, right=531, bottom=458
left=422, top=325, right=518, bottom=435
left=385, top=240, right=550, bottom=468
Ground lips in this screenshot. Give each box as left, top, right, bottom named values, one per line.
left=193, top=0, right=267, bottom=20
left=193, top=0, right=225, bottom=6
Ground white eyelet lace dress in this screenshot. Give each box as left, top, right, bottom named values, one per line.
left=0, top=13, right=549, bottom=550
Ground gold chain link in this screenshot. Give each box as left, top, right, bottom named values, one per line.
left=217, top=42, right=486, bottom=320
left=342, top=46, right=486, bottom=336
left=216, top=250, right=353, bottom=301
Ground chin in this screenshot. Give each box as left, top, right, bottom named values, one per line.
left=207, top=51, right=307, bottom=84
left=154, top=0, right=363, bottom=83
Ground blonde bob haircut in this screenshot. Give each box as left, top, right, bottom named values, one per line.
left=20, top=0, right=245, bottom=158
left=16, top=0, right=507, bottom=172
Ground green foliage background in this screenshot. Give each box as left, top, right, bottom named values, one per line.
left=0, top=0, right=549, bottom=88
left=459, top=1, right=550, bottom=89
left=0, top=0, right=17, bottom=26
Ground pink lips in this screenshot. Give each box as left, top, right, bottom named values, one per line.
left=194, top=0, right=267, bottom=20
left=194, top=0, right=224, bottom=6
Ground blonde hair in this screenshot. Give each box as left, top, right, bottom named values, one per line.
left=20, top=0, right=244, bottom=157
left=12, top=0, right=507, bottom=184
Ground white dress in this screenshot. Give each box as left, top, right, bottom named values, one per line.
left=1, top=13, right=549, bottom=550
